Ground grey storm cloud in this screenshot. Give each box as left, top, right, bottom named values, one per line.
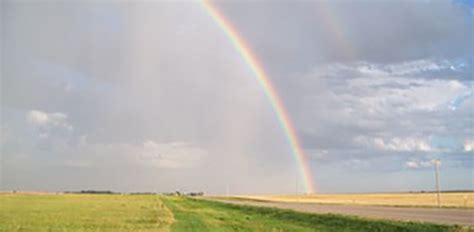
left=1, top=0, right=472, bottom=194
left=213, top=0, right=472, bottom=73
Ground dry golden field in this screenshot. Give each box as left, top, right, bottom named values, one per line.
left=3, top=193, right=462, bottom=231
left=235, top=192, right=474, bottom=208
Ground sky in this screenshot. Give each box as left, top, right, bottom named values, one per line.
left=1, top=0, right=472, bottom=194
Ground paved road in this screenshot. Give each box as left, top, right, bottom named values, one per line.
left=211, top=199, right=474, bottom=226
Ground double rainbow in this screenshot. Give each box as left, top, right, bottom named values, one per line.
left=202, top=1, right=315, bottom=194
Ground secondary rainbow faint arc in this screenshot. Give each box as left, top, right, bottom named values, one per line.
left=202, top=1, right=315, bottom=194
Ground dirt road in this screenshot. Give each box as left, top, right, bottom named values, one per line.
left=211, top=199, right=474, bottom=226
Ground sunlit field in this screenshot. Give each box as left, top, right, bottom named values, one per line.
left=231, top=192, right=474, bottom=208
left=0, top=193, right=173, bottom=231
left=0, top=193, right=464, bottom=232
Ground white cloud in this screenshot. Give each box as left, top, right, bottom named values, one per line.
left=309, top=60, right=470, bottom=115
left=356, top=136, right=433, bottom=152
left=26, top=110, right=73, bottom=138
left=449, top=90, right=473, bottom=111
left=27, top=110, right=73, bottom=130
left=464, top=139, right=474, bottom=152
left=27, top=110, right=50, bottom=125
left=376, top=137, right=432, bottom=152
left=405, top=159, right=441, bottom=169
left=405, top=161, right=420, bottom=168
left=356, top=59, right=460, bottom=77
left=138, top=140, right=207, bottom=168
left=356, top=79, right=465, bottom=113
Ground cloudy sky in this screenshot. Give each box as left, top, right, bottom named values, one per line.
left=1, top=0, right=472, bottom=194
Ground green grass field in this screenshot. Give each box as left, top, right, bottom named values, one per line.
left=0, top=194, right=173, bottom=231
left=0, top=193, right=465, bottom=232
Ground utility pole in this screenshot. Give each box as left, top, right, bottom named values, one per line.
left=433, top=159, right=441, bottom=208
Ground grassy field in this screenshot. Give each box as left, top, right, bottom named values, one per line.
left=231, top=192, right=474, bottom=208
left=0, top=193, right=466, bottom=232
left=0, top=193, right=173, bottom=231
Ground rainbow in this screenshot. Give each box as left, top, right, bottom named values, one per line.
left=202, top=1, right=315, bottom=194
left=313, top=2, right=355, bottom=59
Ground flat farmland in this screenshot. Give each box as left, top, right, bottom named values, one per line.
left=0, top=193, right=173, bottom=231
left=0, top=193, right=466, bottom=232
left=233, top=192, right=474, bottom=208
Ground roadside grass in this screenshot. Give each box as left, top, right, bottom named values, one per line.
left=0, top=193, right=173, bottom=231
left=161, top=196, right=464, bottom=232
